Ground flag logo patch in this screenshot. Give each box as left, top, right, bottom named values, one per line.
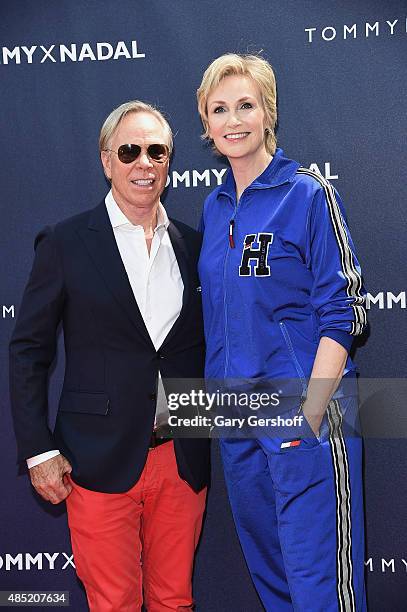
left=280, top=439, right=301, bottom=449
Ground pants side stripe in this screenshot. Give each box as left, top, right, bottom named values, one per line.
left=328, top=400, right=356, bottom=612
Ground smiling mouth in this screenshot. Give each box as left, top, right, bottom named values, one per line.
left=224, top=132, right=250, bottom=140
left=131, top=179, right=154, bottom=186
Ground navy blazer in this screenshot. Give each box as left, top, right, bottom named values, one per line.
left=9, top=201, right=209, bottom=493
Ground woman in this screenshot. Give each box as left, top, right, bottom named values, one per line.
left=197, top=54, right=367, bottom=611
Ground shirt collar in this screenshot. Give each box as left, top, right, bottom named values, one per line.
left=105, top=190, right=170, bottom=231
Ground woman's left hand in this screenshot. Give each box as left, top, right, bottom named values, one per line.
left=303, top=336, right=349, bottom=438
left=301, top=401, right=324, bottom=438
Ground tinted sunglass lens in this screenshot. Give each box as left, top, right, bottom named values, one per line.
left=147, top=144, right=168, bottom=162
left=117, top=144, right=141, bottom=163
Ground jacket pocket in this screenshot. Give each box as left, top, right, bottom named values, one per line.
left=279, top=321, right=307, bottom=384
left=59, top=391, right=110, bottom=415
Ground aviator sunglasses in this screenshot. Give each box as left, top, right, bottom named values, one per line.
left=104, top=143, right=169, bottom=164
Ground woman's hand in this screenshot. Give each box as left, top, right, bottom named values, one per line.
left=302, top=336, right=349, bottom=436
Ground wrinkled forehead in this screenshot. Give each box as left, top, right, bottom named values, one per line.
left=111, top=111, right=169, bottom=146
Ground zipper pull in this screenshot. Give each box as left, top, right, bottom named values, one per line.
left=229, top=219, right=235, bottom=248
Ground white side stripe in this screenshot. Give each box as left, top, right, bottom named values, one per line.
left=327, top=400, right=356, bottom=612
left=297, top=168, right=366, bottom=335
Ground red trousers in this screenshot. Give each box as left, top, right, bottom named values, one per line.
left=66, top=442, right=206, bottom=611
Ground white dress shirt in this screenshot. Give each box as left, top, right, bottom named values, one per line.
left=27, top=191, right=183, bottom=468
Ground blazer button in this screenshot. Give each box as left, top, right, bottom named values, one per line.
left=157, top=352, right=164, bottom=359
left=149, top=393, right=157, bottom=401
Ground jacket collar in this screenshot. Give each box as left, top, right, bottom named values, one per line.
left=84, top=201, right=154, bottom=348
left=83, top=201, right=189, bottom=350
left=218, top=148, right=300, bottom=199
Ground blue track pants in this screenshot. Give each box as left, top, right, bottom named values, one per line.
left=220, top=398, right=367, bottom=611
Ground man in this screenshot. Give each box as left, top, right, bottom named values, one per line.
left=9, top=100, right=209, bottom=612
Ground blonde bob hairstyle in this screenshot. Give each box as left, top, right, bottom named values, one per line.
left=197, top=53, right=277, bottom=155
left=99, top=100, right=173, bottom=155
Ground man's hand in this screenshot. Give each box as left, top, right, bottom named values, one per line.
left=29, top=454, right=73, bottom=504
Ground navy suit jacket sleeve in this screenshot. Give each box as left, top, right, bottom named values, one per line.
left=9, top=226, right=65, bottom=462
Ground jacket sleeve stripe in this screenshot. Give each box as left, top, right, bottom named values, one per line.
left=297, top=168, right=366, bottom=336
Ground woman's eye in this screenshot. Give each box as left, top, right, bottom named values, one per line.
left=241, top=102, right=253, bottom=109
left=213, top=106, right=225, bottom=113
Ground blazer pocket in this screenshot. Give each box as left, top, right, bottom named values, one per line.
left=59, top=391, right=110, bottom=415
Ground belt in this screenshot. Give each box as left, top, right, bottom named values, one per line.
left=149, top=430, right=172, bottom=449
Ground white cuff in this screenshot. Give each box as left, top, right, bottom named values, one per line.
left=26, top=450, right=61, bottom=469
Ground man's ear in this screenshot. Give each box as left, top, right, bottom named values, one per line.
left=101, top=150, right=112, bottom=180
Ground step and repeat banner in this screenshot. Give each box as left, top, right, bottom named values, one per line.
left=1, top=1, right=406, bottom=610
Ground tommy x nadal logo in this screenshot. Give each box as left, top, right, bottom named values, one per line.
left=239, top=233, right=273, bottom=277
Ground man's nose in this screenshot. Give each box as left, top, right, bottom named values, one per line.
left=136, top=152, right=153, bottom=169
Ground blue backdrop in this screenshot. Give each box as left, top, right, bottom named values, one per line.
left=1, top=1, right=406, bottom=610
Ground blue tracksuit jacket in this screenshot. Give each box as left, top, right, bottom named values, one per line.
left=198, top=148, right=367, bottom=384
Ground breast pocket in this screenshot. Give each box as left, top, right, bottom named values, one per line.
left=59, top=391, right=110, bottom=416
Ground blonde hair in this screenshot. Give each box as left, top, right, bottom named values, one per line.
left=99, top=100, right=173, bottom=154
left=197, top=53, right=277, bottom=155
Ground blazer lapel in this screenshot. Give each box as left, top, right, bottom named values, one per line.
left=78, top=201, right=154, bottom=349
left=161, top=221, right=190, bottom=348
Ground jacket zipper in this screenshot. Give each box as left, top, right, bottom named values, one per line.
left=222, top=182, right=290, bottom=378
left=223, top=197, right=240, bottom=378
